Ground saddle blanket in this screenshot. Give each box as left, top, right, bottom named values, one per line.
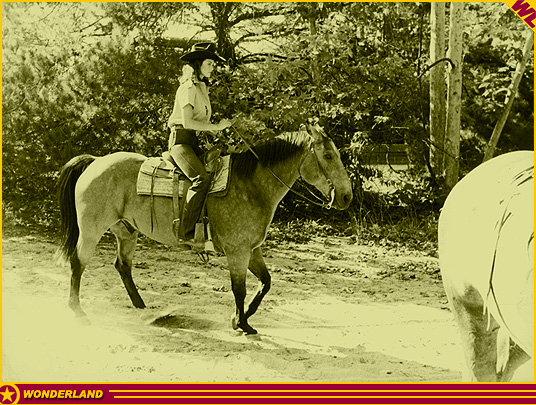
left=136, top=155, right=231, bottom=197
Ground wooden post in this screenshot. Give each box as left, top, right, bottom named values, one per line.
left=444, top=2, right=464, bottom=190
left=429, top=2, right=447, bottom=177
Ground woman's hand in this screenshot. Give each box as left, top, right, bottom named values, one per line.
left=216, top=119, right=233, bottom=131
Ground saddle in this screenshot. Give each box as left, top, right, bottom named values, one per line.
left=136, top=148, right=230, bottom=251
left=136, top=149, right=229, bottom=196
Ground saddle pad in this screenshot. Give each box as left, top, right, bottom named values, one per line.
left=136, top=155, right=231, bottom=197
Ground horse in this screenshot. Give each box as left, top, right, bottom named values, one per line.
left=439, top=150, right=534, bottom=381
left=56, top=123, right=353, bottom=334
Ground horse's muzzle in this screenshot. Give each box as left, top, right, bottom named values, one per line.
left=335, top=190, right=353, bottom=210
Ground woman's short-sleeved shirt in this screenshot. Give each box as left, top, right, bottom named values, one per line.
left=167, top=78, right=211, bottom=128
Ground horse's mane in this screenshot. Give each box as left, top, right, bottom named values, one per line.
left=231, top=131, right=311, bottom=178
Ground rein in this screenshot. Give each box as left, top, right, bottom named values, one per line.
left=231, top=128, right=335, bottom=209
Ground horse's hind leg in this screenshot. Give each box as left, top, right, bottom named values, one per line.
left=448, top=287, right=499, bottom=381
left=69, top=255, right=88, bottom=319
left=110, top=222, right=146, bottom=309
left=68, top=233, right=100, bottom=320
left=501, top=342, right=531, bottom=381
left=245, top=247, right=271, bottom=320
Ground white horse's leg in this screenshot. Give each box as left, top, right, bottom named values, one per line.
left=501, top=343, right=532, bottom=381
left=110, top=222, right=145, bottom=309
left=447, top=286, right=499, bottom=381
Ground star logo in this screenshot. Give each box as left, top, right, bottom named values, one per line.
left=0, top=385, right=19, bottom=405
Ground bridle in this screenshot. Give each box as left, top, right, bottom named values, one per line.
left=231, top=128, right=336, bottom=209
left=297, top=139, right=336, bottom=209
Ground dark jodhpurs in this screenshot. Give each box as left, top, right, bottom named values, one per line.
left=169, top=129, right=210, bottom=240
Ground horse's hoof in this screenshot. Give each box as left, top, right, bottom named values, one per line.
left=231, top=315, right=239, bottom=330
left=240, top=324, right=257, bottom=335
left=75, top=315, right=91, bottom=326
left=133, top=301, right=146, bottom=309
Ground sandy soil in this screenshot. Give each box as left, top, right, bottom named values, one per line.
left=2, top=225, right=469, bottom=382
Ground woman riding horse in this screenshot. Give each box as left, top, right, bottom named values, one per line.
left=167, top=42, right=232, bottom=249
left=57, top=124, right=353, bottom=335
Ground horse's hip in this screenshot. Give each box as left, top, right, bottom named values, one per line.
left=439, top=152, right=534, bottom=286
left=439, top=152, right=534, bottom=355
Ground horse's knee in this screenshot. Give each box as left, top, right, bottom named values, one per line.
left=114, top=257, right=130, bottom=275
left=262, top=275, right=271, bottom=294
left=230, top=268, right=247, bottom=290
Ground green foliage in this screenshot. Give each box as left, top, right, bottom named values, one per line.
left=2, top=2, right=533, bottom=249
left=356, top=170, right=442, bottom=225
left=355, top=214, right=439, bottom=253
left=461, top=3, right=534, bottom=170
left=2, top=3, right=177, bottom=223
left=266, top=218, right=342, bottom=245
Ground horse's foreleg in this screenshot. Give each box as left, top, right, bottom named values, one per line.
left=245, top=247, right=271, bottom=320
left=227, top=250, right=257, bottom=335
left=111, top=222, right=145, bottom=309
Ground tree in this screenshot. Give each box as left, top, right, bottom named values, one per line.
left=461, top=3, right=533, bottom=170
left=2, top=3, right=177, bottom=222
left=429, top=2, right=447, bottom=177
left=2, top=3, right=111, bottom=222
left=483, top=30, right=534, bottom=162
left=444, top=3, right=464, bottom=190
left=2, top=2, right=532, bottom=227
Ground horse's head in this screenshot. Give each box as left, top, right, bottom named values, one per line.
left=299, top=123, right=353, bottom=210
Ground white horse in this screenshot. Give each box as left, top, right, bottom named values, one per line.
left=439, top=151, right=534, bottom=381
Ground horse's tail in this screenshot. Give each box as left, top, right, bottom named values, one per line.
left=56, top=154, right=96, bottom=264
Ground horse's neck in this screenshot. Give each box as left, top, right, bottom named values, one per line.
left=253, top=144, right=309, bottom=205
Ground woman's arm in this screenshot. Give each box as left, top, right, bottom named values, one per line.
left=182, top=105, right=232, bottom=132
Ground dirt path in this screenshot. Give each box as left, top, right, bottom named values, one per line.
left=2, top=226, right=465, bottom=382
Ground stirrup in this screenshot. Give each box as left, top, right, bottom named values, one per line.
left=197, top=250, right=210, bottom=264
left=178, top=238, right=205, bottom=252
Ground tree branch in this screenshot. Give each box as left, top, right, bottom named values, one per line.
left=229, top=6, right=290, bottom=27
left=418, top=57, right=455, bottom=79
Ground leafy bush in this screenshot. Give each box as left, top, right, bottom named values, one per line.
left=2, top=1, right=532, bottom=248
left=267, top=219, right=342, bottom=245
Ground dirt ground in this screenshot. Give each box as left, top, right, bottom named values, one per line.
left=2, top=224, right=469, bottom=382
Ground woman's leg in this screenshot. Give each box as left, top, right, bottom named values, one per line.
left=169, top=144, right=210, bottom=240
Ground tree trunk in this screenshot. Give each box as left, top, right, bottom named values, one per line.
left=482, top=30, right=534, bottom=162
left=444, top=2, right=464, bottom=190
left=210, top=2, right=236, bottom=65
left=429, top=2, right=447, bottom=177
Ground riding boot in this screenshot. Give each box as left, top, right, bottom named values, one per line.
left=181, top=173, right=210, bottom=239
left=169, top=144, right=210, bottom=248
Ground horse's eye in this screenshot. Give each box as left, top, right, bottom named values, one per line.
left=324, top=153, right=333, bottom=160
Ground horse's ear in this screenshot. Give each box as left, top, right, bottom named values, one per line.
left=305, top=122, right=326, bottom=143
